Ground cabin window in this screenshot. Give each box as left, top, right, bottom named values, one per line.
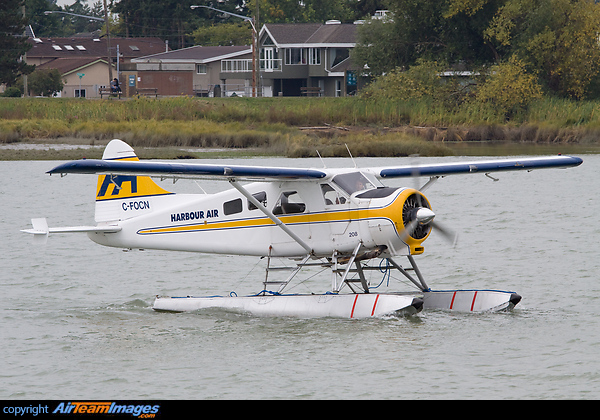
left=321, top=184, right=346, bottom=205
left=273, top=191, right=306, bottom=215
left=223, top=198, right=243, bottom=215
left=332, top=172, right=375, bottom=195
left=248, top=191, right=267, bottom=210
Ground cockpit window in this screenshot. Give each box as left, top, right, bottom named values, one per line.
left=332, top=172, right=376, bottom=195
left=321, top=183, right=346, bottom=205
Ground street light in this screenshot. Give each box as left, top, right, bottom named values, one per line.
left=44, top=10, right=104, bottom=21
left=190, top=5, right=258, bottom=97
left=45, top=2, right=113, bottom=85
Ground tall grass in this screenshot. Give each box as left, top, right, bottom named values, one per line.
left=2, top=95, right=600, bottom=150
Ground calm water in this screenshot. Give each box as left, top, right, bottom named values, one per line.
left=1, top=154, right=599, bottom=399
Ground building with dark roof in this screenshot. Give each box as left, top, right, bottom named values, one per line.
left=127, top=21, right=362, bottom=98
left=254, top=21, right=360, bottom=96
left=26, top=36, right=168, bottom=97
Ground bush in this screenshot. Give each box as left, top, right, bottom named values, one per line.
left=359, top=59, right=471, bottom=108
left=2, top=86, right=22, bottom=97
left=28, top=69, right=64, bottom=97
left=473, top=56, right=542, bottom=119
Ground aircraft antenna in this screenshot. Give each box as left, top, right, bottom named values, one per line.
left=316, top=150, right=327, bottom=168
left=345, top=143, right=357, bottom=168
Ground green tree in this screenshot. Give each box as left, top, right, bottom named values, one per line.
left=27, top=68, right=64, bottom=96
left=0, top=0, right=35, bottom=86
left=245, top=0, right=353, bottom=24
left=352, top=0, right=501, bottom=77
left=191, top=22, right=253, bottom=46
left=112, top=0, right=205, bottom=49
left=474, top=56, right=542, bottom=117
left=484, top=0, right=600, bottom=99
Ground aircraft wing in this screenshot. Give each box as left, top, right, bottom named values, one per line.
left=374, top=155, right=583, bottom=179
left=47, top=159, right=328, bottom=181
left=47, top=155, right=582, bottom=182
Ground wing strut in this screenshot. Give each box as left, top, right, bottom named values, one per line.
left=228, top=179, right=313, bottom=254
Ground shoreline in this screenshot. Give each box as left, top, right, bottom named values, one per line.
left=1, top=137, right=598, bottom=161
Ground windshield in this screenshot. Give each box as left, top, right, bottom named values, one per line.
left=332, top=172, right=376, bottom=195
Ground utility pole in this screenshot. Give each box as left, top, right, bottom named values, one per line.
left=103, top=0, right=112, bottom=84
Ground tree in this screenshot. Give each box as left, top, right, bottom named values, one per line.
left=245, top=0, right=353, bottom=24
left=0, top=0, right=35, bottom=86
left=474, top=56, right=542, bottom=117
left=484, top=0, right=600, bottom=99
left=112, top=0, right=202, bottom=49
left=352, top=0, right=501, bottom=77
left=27, top=68, right=64, bottom=96
left=191, top=22, right=253, bottom=47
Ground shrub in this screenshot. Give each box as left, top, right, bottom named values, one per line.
left=474, top=56, right=542, bottom=119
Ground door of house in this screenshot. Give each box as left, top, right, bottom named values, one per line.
left=264, top=47, right=274, bottom=72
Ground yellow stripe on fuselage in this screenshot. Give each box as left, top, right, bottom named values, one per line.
left=136, top=187, right=431, bottom=255
left=137, top=203, right=396, bottom=236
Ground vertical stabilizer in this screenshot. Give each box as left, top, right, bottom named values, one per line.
left=95, top=139, right=173, bottom=223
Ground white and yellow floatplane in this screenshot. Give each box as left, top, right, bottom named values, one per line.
left=23, top=140, right=581, bottom=318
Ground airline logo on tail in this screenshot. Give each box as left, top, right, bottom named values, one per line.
left=96, top=174, right=173, bottom=201
left=95, top=139, right=173, bottom=202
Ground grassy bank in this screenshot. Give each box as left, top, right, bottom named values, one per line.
left=1, top=96, right=599, bottom=160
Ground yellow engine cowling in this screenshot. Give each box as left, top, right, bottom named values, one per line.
left=367, top=188, right=433, bottom=256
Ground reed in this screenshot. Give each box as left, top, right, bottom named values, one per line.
left=2, top=95, right=600, bottom=153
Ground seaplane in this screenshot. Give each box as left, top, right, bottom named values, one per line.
left=23, top=139, right=582, bottom=318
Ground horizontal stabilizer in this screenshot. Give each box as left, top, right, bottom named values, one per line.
left=21, top=218, right=121, bottom=236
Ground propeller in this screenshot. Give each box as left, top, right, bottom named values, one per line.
left=402, top=156, right=458, bottom=246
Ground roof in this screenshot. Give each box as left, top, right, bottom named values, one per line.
left=131, top=45, right=251, bottom=64
left=27, top=37, right=167, bottom=60
left=36, top=57, right=109, bottom=76
left=261, top=22, right=357, bottom=48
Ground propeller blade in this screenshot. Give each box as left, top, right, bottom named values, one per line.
left=399, top=218, right=419, bottom=243
left=431, top=220, right=458, bottom=247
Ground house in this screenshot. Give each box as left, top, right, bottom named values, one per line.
left=216, top=21, right=362, bottom=97
left=26, top=36, right=168, bottom=97
left=36, top=57, right=109, bottom=98
left=129, top=21, right=362, bottom=98
left=131, top=45, right=252, bottom=97
left=259, top=21, right=358, bottom=96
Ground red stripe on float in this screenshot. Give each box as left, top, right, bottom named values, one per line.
left=350, top=294, right=359, bottom=318
left=371, top=294, right=380, bottom=316
left=470, top=291, right=478, bottom=311
left=450, top=291, right=457, bottom=309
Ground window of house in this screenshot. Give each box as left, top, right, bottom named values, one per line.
left=272, top=191, right=306, bottom=215
left=330, top=48, right=349, bottom=67
left=309, top=48, right=321, bottom=65
left=335, top=80, right=342, bottom=97
left=75, top=89, right=86, bottom=98
left=248, top=191, right=267, bottom=211
left=196, top=64, right=207, bottom=74
left=223, top=198, right=243, bottom=215
left=285, top=48, right=306, bottom=65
